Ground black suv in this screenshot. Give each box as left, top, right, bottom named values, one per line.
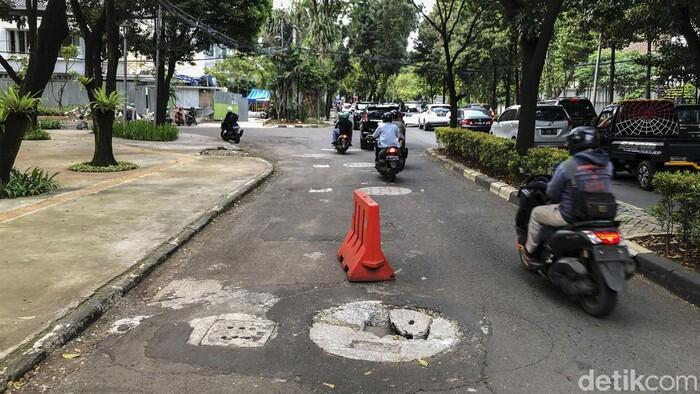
left=360, top=104, right=399, bottom=150
left=676, top=104, right=700, bottom=137
left=540, top=97, right=597, bottom=128
left=352, top=102, right=374, bottom=130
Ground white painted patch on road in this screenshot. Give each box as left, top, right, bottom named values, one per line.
left=309, top=301, right=461, bottom=362
left=188, top=313, right=277, bottom=348
left=151, top=279, right=279, bottom=313
left=344, top=162, right=375, bottom=168
left=295, top=153, right=331, bottom=159
left=319, top=199, right=330, bottom=203
left=313, top=164, right=330, bottom=168
left=303, top=252, right=326, bottom=260
left=109, top=316, right=150, bottom=334
left=309, top=188, right=333, bottom=193
left=357, top=186, right=412, bottom=196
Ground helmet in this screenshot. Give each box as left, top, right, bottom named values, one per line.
left=227, top=106, right=233, bottom=112
left=382, top=112, right=393, bottom=122
left=338, top=112, right=349, bottom=120
left=567, top=126, right=600, bottom=154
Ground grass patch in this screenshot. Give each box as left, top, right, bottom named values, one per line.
left=113, top=120, right=178, bottom=141
left=0, top=168, right=59, bottom=199
left=38, top=120, right=62, bottom=129
left=23, top=129, right=51, bottom=140
left=69, top=161, right=139, bottom=173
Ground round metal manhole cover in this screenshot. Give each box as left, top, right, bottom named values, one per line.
left=309, top=301, right=461, bottom=362
left=188, top=313, right=277, bottom=348
left=344, top=162, right=375, bottom=168
left=357, top=186, right=412, bottom=196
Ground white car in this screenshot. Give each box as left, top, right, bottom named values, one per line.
left=490, top=105, right=573, bottom=146
left=403, top=107, right=421, bottom=127
left=419, top=104, right=451, bottom=131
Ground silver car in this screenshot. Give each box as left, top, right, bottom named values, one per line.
left=490, top=105, right=572, bottom=146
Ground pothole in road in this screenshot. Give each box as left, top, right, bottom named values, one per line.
left=309, top=301, right=461, bottom=362
left=188, top=313, right=277, bottom=348
left=344, top=162, right=375, bottom=168
left=357, top=186, right=412, bottom=196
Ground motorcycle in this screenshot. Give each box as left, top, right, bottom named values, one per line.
left=335, top=133, right=351, bottom=154
left=221, top=124, right=243, bottom=143
left=68, top=106, right=90, bottom=130
left=173, top=109, right=185, bottom=126
left=185, top=108, right=198, bottom=126
left=368, top=137, right=406, bottom=182
left=515, top=176, right=636, bottom=317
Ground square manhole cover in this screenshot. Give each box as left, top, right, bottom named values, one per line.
left=189, top=313, right=277, bottom=348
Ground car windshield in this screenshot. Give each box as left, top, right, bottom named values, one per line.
left=677, top=108, right=700, bottom=124
left=357, top=103, right=369, bottom=110
left=464, top=109, right=489, bottom=117
left=536, top=107, right=567, bottom=122
left=561, top=100, right=596, bottom=117
left=434, top=108, right=449, bottom=114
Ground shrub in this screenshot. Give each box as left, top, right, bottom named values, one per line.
left=0, top=87, right=38, bottom=120
left=37, top=106, right=64, bottom=116
left=435, top=127, right=569, bottom=180
left=38, top=120, right=61, bottom=129
left=0, top=168, right=59, bottom=199
left=69, top=161, right=139, bottom=172
left=91, top=87, right=121, bottom=112
left=23, top=128, right=51, bottom=140
left=650, top=172, right=700, bottom=255
left=113, top=120, right=179, bottom=141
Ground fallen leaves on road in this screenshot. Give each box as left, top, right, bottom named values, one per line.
left=417, top=358, right=429, bottom=367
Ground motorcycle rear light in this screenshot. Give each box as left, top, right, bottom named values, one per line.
left=387, top=147, right=398, bottom=154
left=584, top=231, right=622, bottom=245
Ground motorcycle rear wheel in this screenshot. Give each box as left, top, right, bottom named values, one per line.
left=580, top=263, right=618, bottom=317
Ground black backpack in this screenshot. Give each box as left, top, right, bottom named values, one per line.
left=567, top=160, right=617, bottom=221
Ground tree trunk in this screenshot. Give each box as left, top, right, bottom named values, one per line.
left=91, top=109, right=118, bottom=166
left=608, top=45, right=616, bottom=103
left=324, top=90, right=333, bottom=120
left=674, top=5, right=700, bottom=89
left=155, top=60, right=167, bottom=125
left=514, top=68, right=520, bottom=105
left=0, top=114, right=32, bottom=184
left=505, top=67, right=512, bottom=108
left=490, top=64, right=498, bottom=110
left=646, top=38, right=652, bottom=99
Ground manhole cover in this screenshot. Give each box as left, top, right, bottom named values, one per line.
left=344, top=162, right=375, bottom=168
left=309, top=301, right=461, bottom=362
left=357, top=186, right=412, bottom=196
left=188, top=313, right=277, bottom=348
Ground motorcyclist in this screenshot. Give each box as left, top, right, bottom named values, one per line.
left=221, top=107, right=242, bottom=138
left=371, top=112, right=404, bottom=161
left=391, top=110, right=406, bottom=137
left=518, top=127, right=614, bottom=264
left=332, top=112, right=353, bottom=145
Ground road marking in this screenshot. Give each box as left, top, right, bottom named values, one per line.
left=309, top=188, right=333, bottom=193
left=357, top=186, right=412, bottom=196
left=344, top=162, right=374, bottom=168
left=313, top=164, right=330, bottom=168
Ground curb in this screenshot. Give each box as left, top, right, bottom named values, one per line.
left=0, top=158, right=274, bottom=391
left=426, top=148, right=700, bottom=307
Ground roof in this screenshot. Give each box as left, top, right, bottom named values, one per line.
left=9, top=0, right=47, bottom=11
left=247, top=89, right=270, bottom=102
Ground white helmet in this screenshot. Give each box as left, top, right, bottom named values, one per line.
left=227, top=106, right=233, bottom=112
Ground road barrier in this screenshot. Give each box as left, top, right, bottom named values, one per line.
left=337, top=190, right=395, bottom=282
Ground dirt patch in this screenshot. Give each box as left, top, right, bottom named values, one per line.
left=635, top=234, right=700, bottom=273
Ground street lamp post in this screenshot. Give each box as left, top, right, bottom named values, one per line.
left=122, top=24, right=128, bottom=127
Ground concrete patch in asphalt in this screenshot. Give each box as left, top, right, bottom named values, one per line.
left=344, top=162, right=375, bottom=168
left=150, top=279, right=279, bottom=312
left=357, top=186, right=412, bottom=196
left=109, top=316, right=150, bottom=334
left=309, top=301, right=461, bottom=362
left=309, top=188, right=333, bottom=193
left=188, top=313, right=277, bottom=348
left=312, top=164, right=330, bottom=168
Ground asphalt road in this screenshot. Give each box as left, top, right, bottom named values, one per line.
left=14, top=124, right=697, bottom=393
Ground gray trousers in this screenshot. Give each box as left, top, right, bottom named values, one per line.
left=526, top=204, right=568, bottom=254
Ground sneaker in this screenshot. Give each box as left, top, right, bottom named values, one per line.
left=516, top=242, right=542, bottom=271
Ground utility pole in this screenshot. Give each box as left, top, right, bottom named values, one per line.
left=592, top=33, right=603, bottom=111
left=154, top=5, right=162, bottom=124
left=122, top=25, right=128, bottom=127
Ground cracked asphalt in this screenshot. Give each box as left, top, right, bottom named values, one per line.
left=11, top=125, right=699, bottom=393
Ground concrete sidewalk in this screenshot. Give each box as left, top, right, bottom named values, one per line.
left=0, top=130, right=272, bottom=365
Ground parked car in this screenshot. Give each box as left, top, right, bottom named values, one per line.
left=466, top=103, right=495, bottom=118
left=490, top=104, right=572, bottom=147
left=403, top=106, right=421, bottom=127
left=352, top=102, right=373, bottom=130
left=675, top=104, right=700, bottom=137
left=458, top=108, right=493, bottom=132
left=360, top=104, right=399, bottom=150
left=597, top=100, right=700, bottom=190
left=419, top=104, right=451, bottom=130
left=540, top=97, right=597, bottom=128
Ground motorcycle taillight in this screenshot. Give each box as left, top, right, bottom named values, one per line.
left=584, top=230, right=621, bottom=245
left=387, top=147, right=398, bottom=154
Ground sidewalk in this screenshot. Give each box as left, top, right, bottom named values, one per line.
left=0, top=130, right=272, bottom=365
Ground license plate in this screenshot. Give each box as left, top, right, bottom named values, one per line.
left=539, top=128, right=558, bottom=136
left=437, top=113, right=446, bottom=117
left=592, top=245, right=629, bottom=262
left=387, top=155, right=400, bottom=160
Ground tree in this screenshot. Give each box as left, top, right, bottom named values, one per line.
left=411, top=12, right=446, bottom=102
left=387, top=70, right=426, bottom=101
left=127, top=0, right=272, bottom=125
left=410, top=0, right=492, bottom=128
left=496, top=0, right=564, bottom=154
left=667, top=0, right=700, bottom=90
left=0, top=0, right=69, bottom=184
left=50, top=44, right=80, bottom=112
left=206, top=55, right=274, bottom=93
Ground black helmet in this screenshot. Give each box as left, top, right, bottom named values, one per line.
left=567, top=126, right=600, bottom=154
left=382, top=112, right=393, bottom=122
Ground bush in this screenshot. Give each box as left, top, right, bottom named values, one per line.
left=436, top=127, right=569, bottom=180
left=650, top=172, right=700, bottom=254
left=38, top=120, right=61, bottom=129
left=113, top=120, right=179, bottom=141
left=69, top=161, right=139, bottom=172
left=37, top=107, right=64, bottom=116
left=0, top=168, right=59, bottom=199
left=23, top=128, right=51, bottom=140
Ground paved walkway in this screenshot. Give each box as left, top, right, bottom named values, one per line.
left=0, top=130, right=270, bottom=360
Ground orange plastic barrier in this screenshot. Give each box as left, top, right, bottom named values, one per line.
left=337, top=190, right=395, bottom=282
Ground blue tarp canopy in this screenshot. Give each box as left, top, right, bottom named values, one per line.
left=247, top=89, right=271, bottom=102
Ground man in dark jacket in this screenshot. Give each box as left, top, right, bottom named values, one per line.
left=519, top=127, right=613, bottom=259
left=332, top=112, right=353, bottom=145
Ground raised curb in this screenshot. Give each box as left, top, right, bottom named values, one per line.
left=0, top=158, right=274, bottom=391
left=426, top=148, right=700, bottom=307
